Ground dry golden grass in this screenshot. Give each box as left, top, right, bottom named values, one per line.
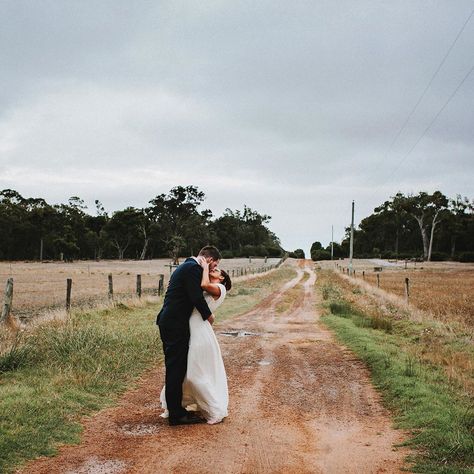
left=362, top=269, right=473, bottom=326
left=318, top=268, right=474, bottom=397
left=0, top=258, right=280, bottom=321
left=320, top=259, right=474, bottom=328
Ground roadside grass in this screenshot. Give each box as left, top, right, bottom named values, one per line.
left=0, top=264, right=295, bottom=473
left=0, top=302, right=162, bottom=473
left=327, top=271, right=474, bottom=397
left=318, top=271, right=474, bottom=473
left=275, top=271, right=309, bottom=314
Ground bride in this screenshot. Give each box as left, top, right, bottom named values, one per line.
left=160, top=258, right=232, bottom=424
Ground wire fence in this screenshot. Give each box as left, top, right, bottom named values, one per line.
left=0, top=257, right=285, bottom=323
left=330, top=261, right=474, bottom=326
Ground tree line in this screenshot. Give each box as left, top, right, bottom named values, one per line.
left=0, top=186, right=284, bottom=262
left=311, top=191, right=474, bottom=262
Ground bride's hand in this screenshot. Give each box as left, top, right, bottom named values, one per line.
left=197, top=256, right=208, bottom=268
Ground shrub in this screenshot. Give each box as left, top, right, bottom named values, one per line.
left=0, top=345, right=32, bottom=373
left=240, top=245, right=256, bottom=257
left=329, top=301, right=352, bottom=315
left=459, top=252, right=474, bottom=262
left=429, top=252, right=449, bottom=261
left=381, top=250, right=400, bottom=259
left=311, top=249, right=331, bottom=261
left=266, top=246, right=284, bottom=257
left=289, top=249, right=305, bottom=259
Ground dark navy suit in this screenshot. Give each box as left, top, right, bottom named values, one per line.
left=156, top=258, right=212, bottom=419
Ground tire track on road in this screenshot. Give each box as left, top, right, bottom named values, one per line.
left=21, top=260, right=408, bottom=474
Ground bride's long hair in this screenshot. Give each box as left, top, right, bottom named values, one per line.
left=220, top=269, right=232, bottom=291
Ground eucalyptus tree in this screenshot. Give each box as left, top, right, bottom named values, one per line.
left=102, top=207, right=146, bottom=259
left=146, top=186, right=211, bottom=263
left=444, top=195, right=473, bottom=258
left=395, top=191, right=449, bottom=261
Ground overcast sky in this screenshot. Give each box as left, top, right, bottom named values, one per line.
left=1, top=1, right=473, bottom=255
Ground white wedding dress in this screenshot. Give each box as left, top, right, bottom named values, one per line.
left=160, top=284, right=228, bottom=424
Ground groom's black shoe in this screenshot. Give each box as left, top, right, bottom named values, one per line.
left=169, top=412, right=206, bottom=426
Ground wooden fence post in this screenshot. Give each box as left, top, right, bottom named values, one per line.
left=405, top=277, right=410, bottom=304
left=136, top=274, right=142, bottom=298
left=376, top=274, right=380, bottom=288
left=1, top=278, right=13, bottom=323
left=232, top=269, right=235, bottom=278
left=108, top=274, right=113, bottom=300
left=362, top=271, right=365, bottom=280
left=158, top=274, right=164, bottom=296
left=66, top=278, right=72, bottom=312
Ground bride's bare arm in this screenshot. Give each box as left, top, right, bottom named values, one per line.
left=199, top=258, right=221, bottom=298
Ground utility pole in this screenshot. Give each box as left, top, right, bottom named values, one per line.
left=349, top=200, right=354, bottom=275
left=331, top=225, right=334, bottom=260
left=40, top=238, right=43, bottom=262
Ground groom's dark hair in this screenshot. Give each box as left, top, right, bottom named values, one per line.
left=198, top=245, right=222, bottom=261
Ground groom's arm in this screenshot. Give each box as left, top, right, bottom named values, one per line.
left=184, top=264, right=213, bottom=321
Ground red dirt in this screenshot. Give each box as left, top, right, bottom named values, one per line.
left=21, top=261, right=409, bottom=473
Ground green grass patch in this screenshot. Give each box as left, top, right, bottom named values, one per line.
left=0, top=265, right=296, bottom=473
left=0, top=302, right=162, bottom=473
left=319, top=274, right=474, bottom=473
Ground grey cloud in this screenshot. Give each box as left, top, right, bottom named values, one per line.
left=1, top=0, right=473, bottom=254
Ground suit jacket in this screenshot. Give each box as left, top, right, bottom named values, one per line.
left=156, top=257, right=212, bottom=329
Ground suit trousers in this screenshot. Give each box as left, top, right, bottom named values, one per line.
left=158, top=324, right=190, bottom=419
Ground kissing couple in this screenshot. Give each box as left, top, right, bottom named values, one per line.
left=156, top=246, right=232, bottom=426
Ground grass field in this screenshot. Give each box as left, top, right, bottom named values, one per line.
left=317, top=270, right=474, bottom=473
left=317, top=265, right=474, bottom=396
left=320, top=259, right=474, bottom=328
left=0, top=258, right=280, bottom=321
left=0, top=263, right=296, bottom=474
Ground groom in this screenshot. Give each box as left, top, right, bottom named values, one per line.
left=157, top=245, right=222, bottom=426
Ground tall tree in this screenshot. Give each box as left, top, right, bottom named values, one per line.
left=102, top=207, right=145, bottom=259
left=146, top=186, right=210, bottom=263
left=396, top=191, right=449, bottom=261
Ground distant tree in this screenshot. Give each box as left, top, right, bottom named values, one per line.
left=0, top=187, right=286, bottom=261
left=443, top=195, right=472, bottom=258
left=396, top=191, right=449, bottom=261
left=211, top=205, right=282, bottom=257
left=310, top=241, right=329, bottom=261
left=146, top=186, right=210, bottom=263
left=290, top=249, right=305, bottom=259
left=102, top=207, right=145, bottom=259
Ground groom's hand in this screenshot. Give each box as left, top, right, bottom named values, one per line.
left=207, top=314, right=215, bottom=325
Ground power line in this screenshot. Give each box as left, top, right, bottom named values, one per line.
left=366, top=62, right=474, bottom=202
left=368, top=6, right=474, bottom=182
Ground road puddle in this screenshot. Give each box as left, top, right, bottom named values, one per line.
left=219, top=330, right=261, bottom=337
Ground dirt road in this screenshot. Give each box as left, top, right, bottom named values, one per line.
left=22, top=261, right=408, bottom=473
